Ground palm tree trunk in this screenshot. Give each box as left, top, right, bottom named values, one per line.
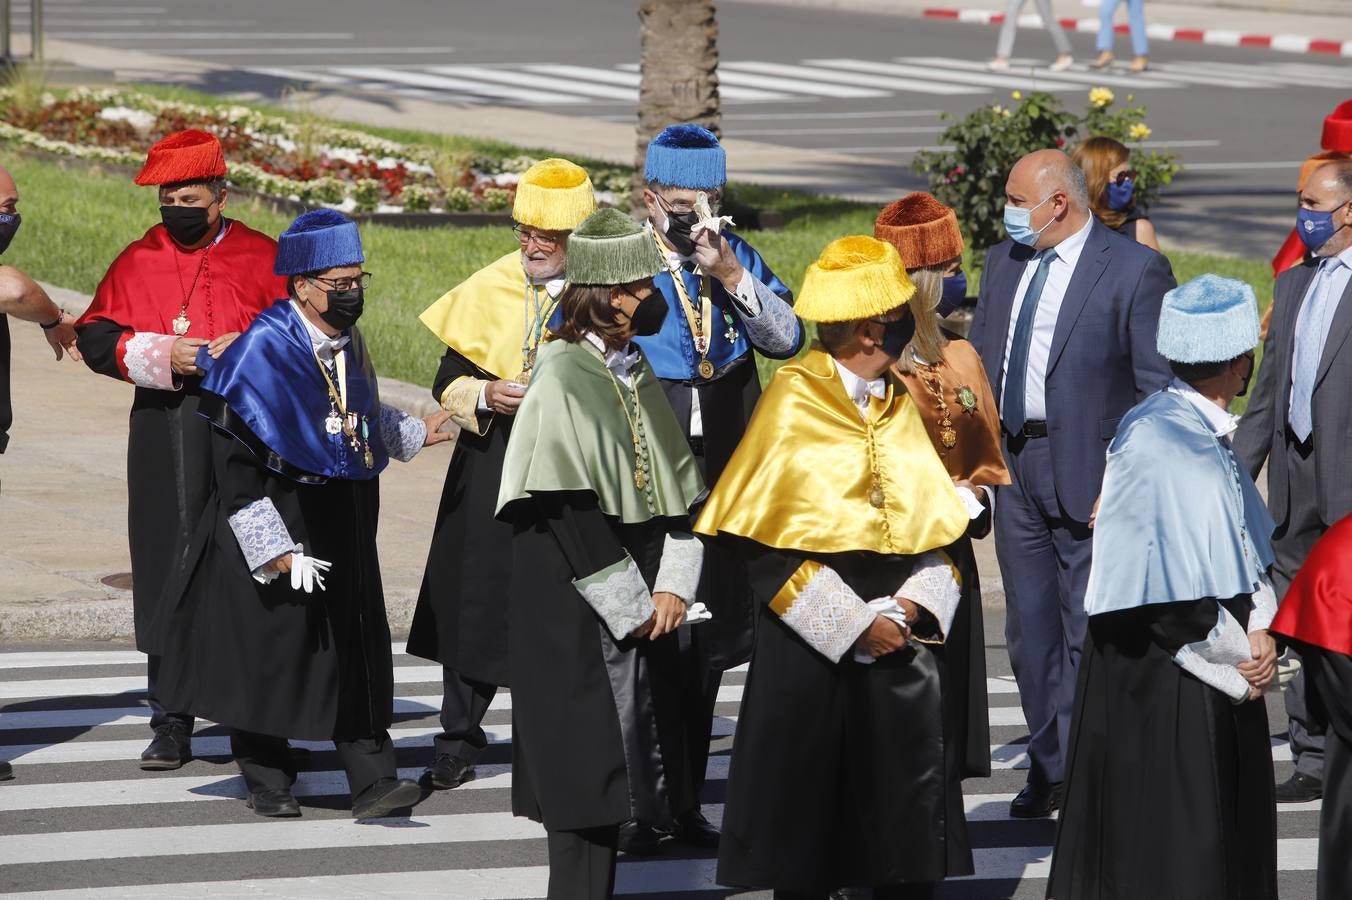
left=634, top=0, right=721, bottom=205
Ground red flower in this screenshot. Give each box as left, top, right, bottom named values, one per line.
left=1055, top=136, right=1066, bottom=148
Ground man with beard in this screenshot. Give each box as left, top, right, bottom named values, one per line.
left=75, top=130, right=285, bottom=770
left=407, top=159, right=595, bottom=791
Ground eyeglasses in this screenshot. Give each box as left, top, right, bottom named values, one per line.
left=513, top=224, right=563, bottom=251
left=655, top=191, right=721, bottom=216
left=308, top=272, right=372, bottom=292
left=1112, top=170, right=1139, bottom=186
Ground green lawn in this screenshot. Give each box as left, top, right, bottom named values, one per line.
left=4, top=148, right=1275, bottom=410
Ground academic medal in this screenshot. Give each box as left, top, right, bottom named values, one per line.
left=956, top=385, right=978, bottom=415
left=172, top=314, right=191, bottom=336
left=698, top=358, right=716, bottom=380
left=324, top=414, right=343, bottom=436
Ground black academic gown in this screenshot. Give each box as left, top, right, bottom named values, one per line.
left=406, top=347, right=514, bottom=686
left=1048, top=597, right=1277, bottom=900
left=717, top=543, right=973, bottom=893
left=1292, top=644, right=1352, bottom=900
left=154, top=405, right=393, bottom=741
left=505, top=491, right=680, bottom=835
left=945, top=515, right=993, bottom=781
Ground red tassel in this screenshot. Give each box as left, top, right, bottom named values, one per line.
left=1271, top=229, right=1308, bottom=279
left=134, top=129, right=227, bottom=186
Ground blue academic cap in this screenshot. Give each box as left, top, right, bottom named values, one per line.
left=1156, top=274, right=1259, bottom=363
left=644, top=124, right=727, bottom=190
left=274, top=209, right=365, bottom=276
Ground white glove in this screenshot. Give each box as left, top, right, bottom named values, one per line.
left=289, top=549, right=332, bottom=594
left=692, top=191, right=735, bottom=235
left=683, top=601, right=713, bottom=625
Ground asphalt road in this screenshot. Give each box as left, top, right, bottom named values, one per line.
left=11, top=0, right=1346, bottom=256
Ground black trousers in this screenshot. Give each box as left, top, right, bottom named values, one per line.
left=231, top=728, right=396, bottom=802
left=434, top=666, right=497, bottom=763
left=771, top=885, right=936, bottom=900
left=546, top=825, right=618, bottom=900
left=146, top=654, right=194, bottom=732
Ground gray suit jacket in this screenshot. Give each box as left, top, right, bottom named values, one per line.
left=1234, top=259, right=1352, bottom=527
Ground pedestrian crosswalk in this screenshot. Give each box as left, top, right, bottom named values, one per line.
left=243, top=55, right=1352, bottom=108
left=0, top=644, right=1321, bottom=898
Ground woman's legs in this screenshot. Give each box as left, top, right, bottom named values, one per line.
left=994, top=0, right=1028, bottom=61
left=1033, top=0, right=1073, bottom=56
left=1097, top=0, right=1121, bottom=52
left=1127, top=0, right=1149, bottom=57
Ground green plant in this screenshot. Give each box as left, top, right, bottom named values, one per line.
left=480, top=187, right=512, bottom=212
left=914, top=88, right=1182, bottom=266
left=2, top=61, right=50, bottom=117
left=444, top=187, right=474, bottom=212
left=400, top=184, right=435, bottom=212
left=353, top=178, right=381, bottom=213
left=297, top=176, right=345, bottom=205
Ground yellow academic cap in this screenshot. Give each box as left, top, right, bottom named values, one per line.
left=512, top=158, right=596, bottom=232
left=795, top=235, right=916, bottom=323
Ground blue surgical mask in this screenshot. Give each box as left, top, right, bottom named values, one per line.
left=1004, top=194, right=1054, bottom=247
left=1297, top=203, right=1348, bottom=254
left=1106, top=178, right=1134, bottom=212
left=937, top=270, right=967, bottom=317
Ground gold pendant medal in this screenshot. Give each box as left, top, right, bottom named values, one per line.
left=172, top=315, right=190, bottom=336
left=364, top=449, right=375, bottom=469
left=698, top=358, right=716, bottom=380
left=515, top=370, right=532, bottom=387
left=940, top=424, right=958, bottom=449
left=868, top=484, right=886, bottom=509
left=635, top=467, right=647, bottom=490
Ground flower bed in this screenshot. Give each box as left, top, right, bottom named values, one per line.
left=0, top=86, right=632, bottom=216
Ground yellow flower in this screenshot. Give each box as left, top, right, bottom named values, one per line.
left=1129, top=122, right=1152, bottom=141
left=1003, top=108, right=1012, bottom=118
left=1089, top=87, right=1114, bottom=108
left=1011, top=90, right=1022, bottom=100
left=992, top=104, right=1004, bottom=114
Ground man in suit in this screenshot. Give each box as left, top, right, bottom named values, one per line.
left=1234, top=159, right=1352, bottom=804
left=969, top=149, right=1174, bottom=818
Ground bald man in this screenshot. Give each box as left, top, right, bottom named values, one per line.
left=0, top=164, right=80, bottom=456
left=1235, top=159, right=1352, bottom=803
left=968, top=149, right=1174, bottom=818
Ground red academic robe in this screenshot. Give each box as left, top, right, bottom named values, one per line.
left=75, top=219, right=285, bottom=653
left=1271, top=515, right=1352, bottom=900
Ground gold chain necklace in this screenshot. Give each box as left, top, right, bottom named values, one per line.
left=171, top=248, right=210, bottom=336
left=916, top=362, right=958, bottom=451
left=314, top=348, right=373, bottom=469
left=519, top=270, right=562, bottom=385
left=652, top=230, right=715, bottom=380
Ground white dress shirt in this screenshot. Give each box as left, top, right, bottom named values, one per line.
left=1167, top=377, right=1240, bottom=439
left=1000, top=216, right=1094, bottom=421
left=833, top=358, right=887, bottom=418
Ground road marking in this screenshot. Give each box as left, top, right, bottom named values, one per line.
left=45, top=32, right=356, bottom=40
left=520, top=63, right=789, bottom=101
left=1183, top=161, right=1304, bottom=171
left=424, top=65, right=636, bottom=101
left=725, top=60, right=984, bottom=96
left=725, top=109, right=945, bottom=120
left=728, top=125, right=947, bottom=136
left=807, top=57, right=1082, bottom=93
left=903, top=55, right=1191, bottom=90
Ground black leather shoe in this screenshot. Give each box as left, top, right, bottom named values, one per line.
left=1275, top=771, right=1323, bottom=803
left=420, top=753, right=475, bottom=790
left=0, top=760, right=12, bottom=781
left=672, top=808, right=720, bottom=848
left=617, top=818, right=664, bottom=855
left=140, top=724, right=192, bottom=771
left=1009, top=780, right=1062, bottom=818
left=246, top=788, right=301, bottom=818
left=352, top=777, right=422, bottom=819
left=287, top=743, right=313, bottom=768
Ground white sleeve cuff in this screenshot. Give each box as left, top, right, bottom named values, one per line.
left=573, top=555, right=655, bottom=639
left=1248, top=574, right=1278, bottom=633
left=477, top=381, right=491, bottom=413
left=122, top=332, right=180, bottom=390
left=778, top=565, right=876, bottom=664
left=228, top=497, right=299, bottom=574
left=729, top=269, right=762, bottom=317
left=896, top=551, right=962, bottom=640
left=652, top=532, right=705, bottom=604
left=379, top=403, right=426, bottom=462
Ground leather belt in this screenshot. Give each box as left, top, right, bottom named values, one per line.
left=1017, top=419, right=1048, bottom=439
left=688, top=435, right=706, bottom=457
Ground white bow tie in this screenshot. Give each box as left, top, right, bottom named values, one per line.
left=854, top=378, right=886, bottom=405
left=606, top=345, right=642, bottom=380
left=316, top=335, right=350, bottom=355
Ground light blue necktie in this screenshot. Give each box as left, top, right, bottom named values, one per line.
left=1002, top=249, right=1058, bottom=434
left=1289, top=257, right=1342, bottom=442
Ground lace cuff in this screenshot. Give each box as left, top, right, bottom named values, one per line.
left=379, top=403, right=426, bottom=462
left=897, top=551, right=962, bottom=642
left=573, top=555, right=655, bottom=639
left=652, top=532, right=705, bottom=604
left=228, top=497, right=299, bottom=574
left=770, top=561, right=876, bottom=664
left=1172, top=604, right=1253, bottom=703
left=1248, top=574, right=1277, bottom=633
left=732, top=274, right=800, bottom=358
left=123, top=332, right=180, bottom=390
left=440, top=375, right=492, bottom=435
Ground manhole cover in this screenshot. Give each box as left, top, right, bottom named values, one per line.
left=100, top=573, right=134, bottom=590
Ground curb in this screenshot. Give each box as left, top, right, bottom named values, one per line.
left=922, top=8, right=1352, bottom=57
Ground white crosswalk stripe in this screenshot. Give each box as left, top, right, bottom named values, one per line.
left=0, top=647, right=1321, bottom=897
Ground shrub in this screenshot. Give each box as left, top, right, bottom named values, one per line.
left=353, top=178, right=381, bottom=213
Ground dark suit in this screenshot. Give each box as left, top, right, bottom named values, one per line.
left=1234, top=256, right=1352, bottom=781
left=969, top=218, right=1173, bottom=786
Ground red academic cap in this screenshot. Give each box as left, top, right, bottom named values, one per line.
left=134, top=129, right=227, bottom=186
left=1322, top=99, right=1352, bottom=153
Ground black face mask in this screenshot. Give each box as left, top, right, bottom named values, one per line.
left=315, top=287, right=365, bottom=332
left=879, top=311, right=917, bottom=359
left=661, top=208, right=701, bottom=257
left=0, top=212, right=21, bottom=256
left=1237, top=355, right=1256, bottom=398
left=160, top=204, right=213, bottom=247
left=628, top=291, right=669, bottom=337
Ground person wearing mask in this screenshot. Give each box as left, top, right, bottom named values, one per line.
left=699, top=236, right=974, bottom=900
left=1072, top=136, right=1160, bottom=251
left=74, top=130, right=286, bottom=771
left=1234, top=158, right=1352, bottom=805
left=1049, top=275, right=1278, bottom=900
left=407, top=158, right=595, bottom=793
left=874, top=193, right=1009, bottom=781
left=153, top=210, right=453, bottom=819
left=967, top=148, right=1174, bottom=819
left=495, top=208, right=706, bottom=898
left=1092, top=0, right=1149, bottom=73
left=629, top=123, right=803, bottom=852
